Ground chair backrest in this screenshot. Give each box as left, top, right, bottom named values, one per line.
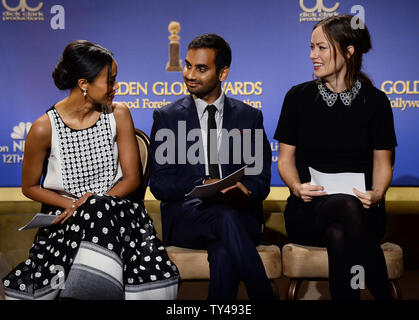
left=132, top=128, right=151, bottom=201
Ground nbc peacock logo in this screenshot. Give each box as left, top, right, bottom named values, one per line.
left=10, top=122, right=32, bottom=140
left=1, top=121, right=32, bottom=164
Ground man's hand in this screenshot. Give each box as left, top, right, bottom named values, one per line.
left=204, top=178, right=220, bottom=185
left=221, top=182, right=251, bottom=197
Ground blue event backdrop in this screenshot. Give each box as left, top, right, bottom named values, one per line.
left=0, top=0, right=418, bottom=187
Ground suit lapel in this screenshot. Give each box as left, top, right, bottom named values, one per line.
left=180, top=96, right=200, bottom=131
left=221, top=97, right=236, bottom=177
left=222, top=97, right=235, bottom=131
left=180, top=96, right=205, bottom=176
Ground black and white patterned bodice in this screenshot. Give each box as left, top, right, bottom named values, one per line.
left=51, top=108, right=116, bottom=198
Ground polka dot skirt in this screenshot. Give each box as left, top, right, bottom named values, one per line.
left=2, top=195, right=179, bottom=299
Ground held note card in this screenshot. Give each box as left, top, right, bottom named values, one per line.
left=309, top=167, right=365, bottom=196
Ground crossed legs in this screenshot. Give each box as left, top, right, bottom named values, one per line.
left=314, top=194, right=394, bottom=300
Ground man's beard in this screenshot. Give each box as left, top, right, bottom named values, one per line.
left=184, top=78, right=219, bottom=99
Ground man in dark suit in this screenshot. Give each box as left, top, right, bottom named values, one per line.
left=149, top=34, right=274, bottom=300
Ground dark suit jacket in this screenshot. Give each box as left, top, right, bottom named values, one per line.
left=149, top=95, right=272, bottom=245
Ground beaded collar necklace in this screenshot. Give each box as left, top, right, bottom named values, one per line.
left=318, top=80, right=362, bottom=107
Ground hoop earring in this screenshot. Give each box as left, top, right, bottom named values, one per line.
left=83, top=88, right=87, bottom=97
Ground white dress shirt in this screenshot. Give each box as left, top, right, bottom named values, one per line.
left=193, top=91, right=225, bottom=178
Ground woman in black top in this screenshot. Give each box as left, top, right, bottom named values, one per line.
left=274, top=15, right=397, bottom=300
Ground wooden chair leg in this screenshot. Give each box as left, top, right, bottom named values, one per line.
left=285, top=278, right=300, bottom=300
left=390, top=280, right=402, bottom=300
left=284, top=278, right=290, bottom=300
left=271, top=278, right=281, bottom=300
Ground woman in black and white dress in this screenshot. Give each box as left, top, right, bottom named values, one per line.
left=2, top=40, right=179, bottom=300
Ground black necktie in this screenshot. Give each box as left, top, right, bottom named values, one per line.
left=206, top=105, right=220, bottom=179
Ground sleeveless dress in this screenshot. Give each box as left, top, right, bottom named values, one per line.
left=2, top=105, right=179, bottom=300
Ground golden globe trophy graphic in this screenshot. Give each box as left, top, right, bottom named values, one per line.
left=166, top=21, right=182, bottom=72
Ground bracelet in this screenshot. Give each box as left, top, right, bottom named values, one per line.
left=71, top=199, right=76, bottom=209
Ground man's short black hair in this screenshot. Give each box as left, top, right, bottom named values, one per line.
left=188, top=33, right=232, bottom=73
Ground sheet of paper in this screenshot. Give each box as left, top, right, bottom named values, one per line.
left=185, top=165, right=247, bottom=199
left=18, top=213, right=57, bottom=231
left=309, top=167, right=366, bottom=196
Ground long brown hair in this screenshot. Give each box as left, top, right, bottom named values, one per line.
left=313, top=15, right=373, bottom=88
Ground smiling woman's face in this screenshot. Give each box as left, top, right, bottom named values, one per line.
left=310, top=26, right=347, bottom=84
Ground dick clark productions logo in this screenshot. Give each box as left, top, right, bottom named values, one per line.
left=299, top=0, right=340, bottom=22
left=2, top=0, right=43, bottom=12
left=2, top=0, right=65, bottom=29
left=2, top=0, right=44, bottom=21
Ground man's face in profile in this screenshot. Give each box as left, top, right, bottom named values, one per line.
left=183, top=48, right=220, bottom=101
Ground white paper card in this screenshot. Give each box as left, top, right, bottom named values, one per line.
left=185, top=165, right=247, bottom=199
left=18, top=213, right=57, bottom=231
left=309, top=167, right=366, bottom=196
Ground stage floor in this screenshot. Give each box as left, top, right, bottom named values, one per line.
left=176, top=269, right=419, bottom=300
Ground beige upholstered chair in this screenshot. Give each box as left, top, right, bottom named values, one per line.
left=166, top=244, right=282, bottom=298
left=282, top=242, right=404, bottom=300
left=133, top=128, right=151, bottom=200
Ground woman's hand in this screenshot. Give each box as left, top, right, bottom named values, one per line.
left=52, top=192, right=94, bottom=225
left=353, top=188, right=383, bottom=209
left=352, top=149, right=393, bottom=209
left=292, top=182, right=327, bottom=202
left=277, top=143, right=325, bottom=203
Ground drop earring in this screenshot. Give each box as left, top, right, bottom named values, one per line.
left=83, top=88, right=87, bottom=97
